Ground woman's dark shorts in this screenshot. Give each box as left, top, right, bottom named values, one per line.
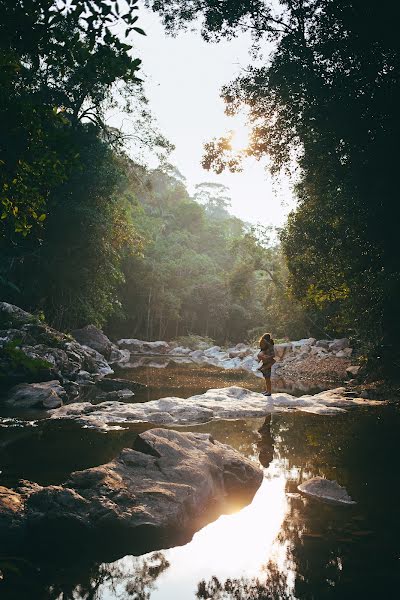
left=258, top=366, right=272, bottom=378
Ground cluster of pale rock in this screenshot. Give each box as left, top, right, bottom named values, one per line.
left=116, top=336, right=357, bottom=377
left=49, top=385, right=383, bottom=430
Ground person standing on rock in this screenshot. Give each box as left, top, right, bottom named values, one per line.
left=257, top=333, right=275, bottom=396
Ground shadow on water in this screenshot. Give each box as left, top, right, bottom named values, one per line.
left=1, top=363, right=399, bottom=599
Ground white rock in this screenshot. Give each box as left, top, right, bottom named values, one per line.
left=298, top=477, right=356, bottom=505
left=189, top=350, right=206, bottom=363
left=292, top=338, right=316, bottom=348
left=50, top=385, right=384, bottom=430
left=203, top=345, right=221, bottom=357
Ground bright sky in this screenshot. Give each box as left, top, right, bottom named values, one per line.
left=124, top=3, right=296, bottom=228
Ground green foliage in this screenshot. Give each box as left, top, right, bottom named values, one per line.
left=107, top=163, right=306, bottom=343
left=0, top=339, right=52, bottom=381
left=148, top=0, right=400, bottom=374
left=0, top=0, right=143, bottom=236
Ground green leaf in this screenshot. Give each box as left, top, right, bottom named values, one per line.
left=133, top=27, right=146, bottom=36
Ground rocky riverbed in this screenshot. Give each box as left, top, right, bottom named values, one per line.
left=116, top=336, right=359, bottom=383
left=0, top=302, right=361, bottom=413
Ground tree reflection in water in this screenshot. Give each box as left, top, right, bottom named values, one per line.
left=196, top=561, right=291, bottom=599
left=3, top=410, right=399, bottom=599
left=46, top=552, right=170, bottom=600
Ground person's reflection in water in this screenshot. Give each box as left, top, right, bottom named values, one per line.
left=257, top=413, right=274, bottom=468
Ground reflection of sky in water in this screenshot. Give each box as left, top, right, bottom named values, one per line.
left=95, top=459, right=299, bottom=600
left=31, top=408, right=399, bottom=600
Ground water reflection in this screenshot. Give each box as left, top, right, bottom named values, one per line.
left=117, top=362, right=336, bottom=404
left=1, top=409, right=400, bottom=599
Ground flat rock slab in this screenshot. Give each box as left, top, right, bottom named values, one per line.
left=0, top=429, right=262, bottom=559
left=298, top=477, right=357, bottom=505
left=49, top=386, right=384, bottom=430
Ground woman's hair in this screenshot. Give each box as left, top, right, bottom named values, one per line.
left=259, top=332, right=274, bottom=349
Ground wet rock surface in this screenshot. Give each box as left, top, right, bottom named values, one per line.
left=49, top=386, right=384, bottom=430
left=298, top=477, right=357, bottom=505
left=0, top=428, right=262, bottom=558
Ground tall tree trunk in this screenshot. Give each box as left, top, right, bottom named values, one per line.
left=146, top=288, right=152, bottom=340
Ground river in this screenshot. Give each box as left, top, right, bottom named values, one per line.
left=0, top=363, right=399, bottom=599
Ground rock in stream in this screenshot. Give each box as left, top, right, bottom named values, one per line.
left=0, top=428, right=263, bottom=560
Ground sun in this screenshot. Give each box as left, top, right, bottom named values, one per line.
left=229, top=125, right=251, bottom=152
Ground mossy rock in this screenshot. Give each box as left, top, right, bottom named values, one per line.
left=0, top=303, right=39, bottom=330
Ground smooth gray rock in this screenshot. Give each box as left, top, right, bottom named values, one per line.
left=117, top=339, right=171, bottom=354
left=0, top=429, right=262, bottom=558
left=315, top=339, right=330, bottom=349
left=71, top=325, right=113, bottom=359
left=5, top=380, right=67, bottom=409
left=0, top=302, right=37, bottom=328
left=298, top=477, right=356, bottom=505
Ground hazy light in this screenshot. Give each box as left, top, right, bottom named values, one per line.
left=228, top=126, right=251, bottom=153
left=147, top=461, right=292, bottom=599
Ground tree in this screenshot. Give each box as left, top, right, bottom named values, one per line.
left=147, top=0, right=400, bottom=375
left=0, top=0, right=143, bottom=236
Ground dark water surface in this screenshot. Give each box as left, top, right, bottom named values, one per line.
left=1, top=364, right=399, bottom=599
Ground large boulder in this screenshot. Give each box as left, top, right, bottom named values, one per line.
left=0, top=302, right=37, bottom=329
left=274, top=343, right=293, bottom=360
left=315, top=339, right=331, bottom=350
left=0, top=429, right=263, bottom=559
left=71, top=325, right=113, bottom=359
left=5, top=380, right=67, bottom=409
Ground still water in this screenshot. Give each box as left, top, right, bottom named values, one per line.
left=1, top=364, right=399, bottom=599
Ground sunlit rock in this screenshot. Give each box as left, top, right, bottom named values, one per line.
left=0, top=429, right=262, bottom=559
left=298, top=477, right=356, bottom=505
left=171, top=346, right=192, bottom=355
left=49, top=386, right=384, bottom=430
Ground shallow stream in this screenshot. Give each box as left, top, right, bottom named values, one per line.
left=1, top=363, right=399, bottom=599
